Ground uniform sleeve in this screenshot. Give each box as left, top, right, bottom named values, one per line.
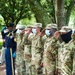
left=72, top=47, right=75, bottom=75
left=49, top=37, right=59, bottom=49
left=40, top=36, right=45, bottom=63
left=28, top=33, right=34, bottom=42
left=35, top=36, right=44, bottom=63
left=20, top=33, right=29, bottom=49
left=42, top=35, right=47, bottom=44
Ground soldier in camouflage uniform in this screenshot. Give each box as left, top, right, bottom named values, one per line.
left=43, top=24, right=59, bottom=75
left=53, top=26, right=72, bottom=75
left=20, top=25, right=33, bottom=75
left=58, top=27, right=74, bottom=75
left=29, top=23, right=44, bottom=75
left=71, top=32, right=75, bottom=75
left=15, top=24, right=26, bottom=75
left=22, top=23, right=44, bottom=75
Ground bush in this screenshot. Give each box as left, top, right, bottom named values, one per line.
left=0, top=41, right=3, bottom=49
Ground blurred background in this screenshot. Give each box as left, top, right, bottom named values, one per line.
left=0, top=0, right=75, bottom=49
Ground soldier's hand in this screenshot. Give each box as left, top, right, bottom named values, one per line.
left=40, top=62, right=43, bottom=67
left=40, top=30, right=45, bottom=36
left=21, top=30, right=25, bottom=34
left=54, top=31, right=60, bottom=39
left=27, top=28, right=32, bottom=34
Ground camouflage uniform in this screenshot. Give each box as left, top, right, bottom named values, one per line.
left=57, top=26, right=72, bottom=75
left=59, top=33, right=75, bottom=75
left=58, top=42, right=65, bottom=75
left=16, top=25, right=25, bottom=75
left=20, top=33, right=34, bottom=75
left=26, top=23, right=43, bottom=75
left=57, top=42, right=72, bottom=75
left=72, top=33, right=75, bottom=75
left=42, top=24, right=59, bottom=75
left=29, top=34, right=43, bottom=75
left=23, top=32, right=44, bottom=75
left=43, top=37, right=60, bottom=75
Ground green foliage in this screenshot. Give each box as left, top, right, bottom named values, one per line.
left=0, top=0, right=32, bottom=25
left=0, top=15, right=5, bottom=25
left=0, top=41, right=2, bottom=49
left=20, top=14, right=36, bottom=26
left=70, top=7, right=75, bottom=27
left=0, top=0, right=75, bottom=28
left=40, top=0, right=56, bottom=23
left=0, top=42, right=3, bottom=46
left=0, top=15, right=6, bottom=31
left=65, top=0, right=71, bottom=7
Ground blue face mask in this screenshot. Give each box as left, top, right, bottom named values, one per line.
left=45, top=29, right=51, bottom=36
left=16, top=29, right=22, bottom=34
left=32, top=28, right=37, bottom=34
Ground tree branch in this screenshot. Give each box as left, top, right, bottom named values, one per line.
left=65, top=0, right=75, bottom=25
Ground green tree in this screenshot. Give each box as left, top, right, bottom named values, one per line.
left=69, top=5, right=75, bottom=27
left=28, top=0, right=75, bottom=28
left=54, top=0, right=75, bottom=29
left=65, top=0, right=75, bottom=26
left=0, top=0, right=75, bottom=28
left=28, top=0, right=56, bottom=27
left=0, top=0, right=31, bottom=25
left=55, top=0, right=65, bottom=29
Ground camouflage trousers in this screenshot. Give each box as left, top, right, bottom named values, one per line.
left=43, top=54, right=57, bottom=75
left=24, top=59, right=32, bottom=75
left=31, top=60, right=43, bottom=75
left=58, top=47, right=63, bottom=75
left=43, top=62, right=56, bottom=75
left=16, top=51, right=26, bottom=75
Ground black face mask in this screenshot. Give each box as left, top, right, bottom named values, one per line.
left=60, top=30, right=72, bottom=43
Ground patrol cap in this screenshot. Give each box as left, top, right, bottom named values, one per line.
left=25, top=26, right=31, bottom=31
left=32, top=23, right=42, bottom=28
left=7, top=22, right=14, bottom=27
left=27, top=24, right=33, bottom=28
left=16, top=24, right=25, bottom=30
left=24, top=25, right=33, bottom=30
left=45, top=23, right=57, bottom=29
left=59, top=26, right=72, bottom=32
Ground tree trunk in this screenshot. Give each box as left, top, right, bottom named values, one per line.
left=55, top=0, right=65, bottom=30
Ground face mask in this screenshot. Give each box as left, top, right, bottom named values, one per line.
left=16, top=29, right=22, bottom=34
left=45, top=29, right=51, bottom=36
left=60, top=30, right=72, bottom=43
left=32, top=28, right=37, bottom=34
left=4, top=29, right=9, bottom=33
